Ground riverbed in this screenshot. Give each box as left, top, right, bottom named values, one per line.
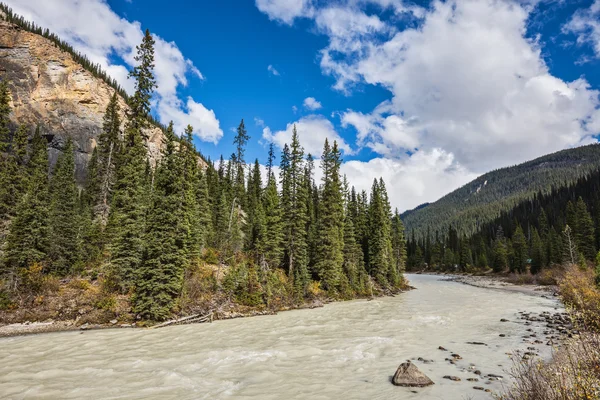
left=0, top=274, right=563, bottom=399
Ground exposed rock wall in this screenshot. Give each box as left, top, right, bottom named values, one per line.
left=0, top=19, right=167, bottom=184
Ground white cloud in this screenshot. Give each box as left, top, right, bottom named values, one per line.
left=6, top=0, right=222, bottom=142
left=158, top=97, right=222, bottom=144
left=341, top=149, right=477, bottom=211
left=257, top=0, right=600, bottom=211
left=267, top=64, right=280, bottom=76
left=262, top=115, right=353, bottom=157
left=303, top=97, right=322, bottom=110
left=563, top=0, right=600, bottom=57
left=255, top=0, right=313, bottom=25
left=292, top=105, right=298, bottom=113
left=254, top=117, right=265, bottom=127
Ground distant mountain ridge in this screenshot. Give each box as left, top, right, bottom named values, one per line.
left=401, top=144, right=600, bottom=239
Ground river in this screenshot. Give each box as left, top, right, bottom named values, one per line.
left=0, top=274, right=562, bottom=399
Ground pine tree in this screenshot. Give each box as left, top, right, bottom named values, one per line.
left=563, top=225, right=577, bottom=265
left=261, top=171, right=283, bottom=268
left=233, top=119, right=249, bottom=208
left=367, top=179, right=393, bottom=285
left=530, top=228, right=544, bottom=274
left=48, top=139, right=80, bottom=275
left=391, top=208, right=407, bottom=277
left=134, top=121, right=187, bottom=320
left=182, top=124, right=204, bottom=259
left=106, top=31, right=155, bottom=291
left=91, top=92, right=121, bottom=224
left=4, top=130, right=49, bottom=280
left=314, top=140, right=344, bottom=292
left=246, top=159, right=264, bottom=258
left=511, top=225, right=528, bottom=273
left=575, top=197, right=596, bottom=260
left=281, top=127, right=309, bottom=295
left=492, top=227, right=508, bottom=273
left=127, top=29, right=157, bottom=130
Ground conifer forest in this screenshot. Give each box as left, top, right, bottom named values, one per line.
left=0, top=29, right=407, bottom=321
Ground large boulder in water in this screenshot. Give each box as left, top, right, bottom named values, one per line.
left=392, top=361, right=434, bottom=387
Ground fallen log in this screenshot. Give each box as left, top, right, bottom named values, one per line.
left=151, top=312, right=213, bottom=329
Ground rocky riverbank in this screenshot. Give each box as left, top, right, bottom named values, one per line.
left=443, top=274, right=557, bottom=297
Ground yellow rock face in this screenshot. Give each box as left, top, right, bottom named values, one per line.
left=0, top=19, right=185, bottom=183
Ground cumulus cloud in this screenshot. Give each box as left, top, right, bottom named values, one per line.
left=255, top=0, right=313, bottom=25
left=267, top=64, right=280, bottom=76
left=303, top=97, right=322, bottom=110
left=257, top=0, right=600, bottom=211
left=6, top=0, right=223, bottom=142
left=563, top=0, right=600, bottom=57
left=341, top=149, right=478, bottom=211
left=262, top=115, right=353, bottom=157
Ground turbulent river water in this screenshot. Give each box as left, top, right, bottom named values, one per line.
left=0, top=274, right=563, bottom=400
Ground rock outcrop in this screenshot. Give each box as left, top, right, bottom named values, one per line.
left=392, top=360, right=434, bottom=387
left=0, top=18, right=194, bottom=184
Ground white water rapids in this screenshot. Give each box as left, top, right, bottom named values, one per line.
left=0, top=274, right=562, bottom=399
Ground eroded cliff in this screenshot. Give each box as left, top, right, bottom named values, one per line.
left=0, top=19, right=168, bottom=183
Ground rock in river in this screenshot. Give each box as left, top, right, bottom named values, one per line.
left=392, top=361, right=434, bottom=387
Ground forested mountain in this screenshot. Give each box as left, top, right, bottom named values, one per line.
left=402, top=144, right=600, bottom=240
left=0, top=8, right=407, bottom=323
left=406, top=167, right=600, bottom=274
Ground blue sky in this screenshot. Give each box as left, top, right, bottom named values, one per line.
left=6, top=0, right=600, bottom=211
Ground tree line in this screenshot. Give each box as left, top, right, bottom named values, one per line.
left=406, top=168, right=600, bottom=274
left=0, top=30, right=407, bottom=320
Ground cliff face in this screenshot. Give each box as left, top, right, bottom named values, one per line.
left=0, top=19, right=167, bottom=183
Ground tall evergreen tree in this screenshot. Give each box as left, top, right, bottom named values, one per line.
left=233, top=119, right=249, bottom=208
left=106, top=30, right=155, bottom=291
left=492, top=227, right=508, bottom=273
left=261, top=170, right=283, bottom=268
left=511, top=225, right=528, bottom=273
left=4, top=130, right=49, bottom=280
left=135, top=121, right=187, bottom=320
left=391, top=209, right=407, bottom=277
left=314, top=140, right=344, bottom=291
left=367, top=179, right=392, bottom=285
left=281, top=127, right=309, bottom=294
left=48, top=139, right=80, bottom=275
left=530, top=227, right=545, bottom=274
left=575, top=197, right=596, bottom=260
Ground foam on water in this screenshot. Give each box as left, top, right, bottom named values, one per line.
left=0, top=274, right=562, bottom=400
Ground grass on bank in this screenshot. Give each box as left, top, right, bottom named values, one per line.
left=499, top=264, right=600, bottom=400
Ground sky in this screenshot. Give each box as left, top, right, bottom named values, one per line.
left=5, top=0, right=600, bottom=212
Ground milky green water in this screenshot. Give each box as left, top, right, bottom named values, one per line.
left=0, top=274, right=562, bottom=399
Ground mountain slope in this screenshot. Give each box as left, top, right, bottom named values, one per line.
left=402, top=144, right=600, bottom=238
left=0, top=10, right=176, bottom=184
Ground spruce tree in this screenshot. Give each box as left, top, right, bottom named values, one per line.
left=492, top=227, right=508, bottom=273
left=233, top=119, right=249, bottom=208
left=261, top=171, right=283, bottom=268
left=391, top=208, right=407, bottom=278
left=530, top=228, right=544, bottom=274
left=367, top=179, right=392, bottom=285
left=106, top=30, right=155, bottom=291
left=4, top=130, right=49, bottom=279
left=575, top=197, right=596, bottom=260
left=92, top=92, right=121, bottom=223
left=48, top=139, right=80, bottom=275
left=182, top=124, right=204, bottom=259
left=314, top=139, right=344, bottom=291
left=135, top=121, right=187, bottom=320
left=511, top=225, right=528, bottom=273
left=281, top=127, right=309, bottom=295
